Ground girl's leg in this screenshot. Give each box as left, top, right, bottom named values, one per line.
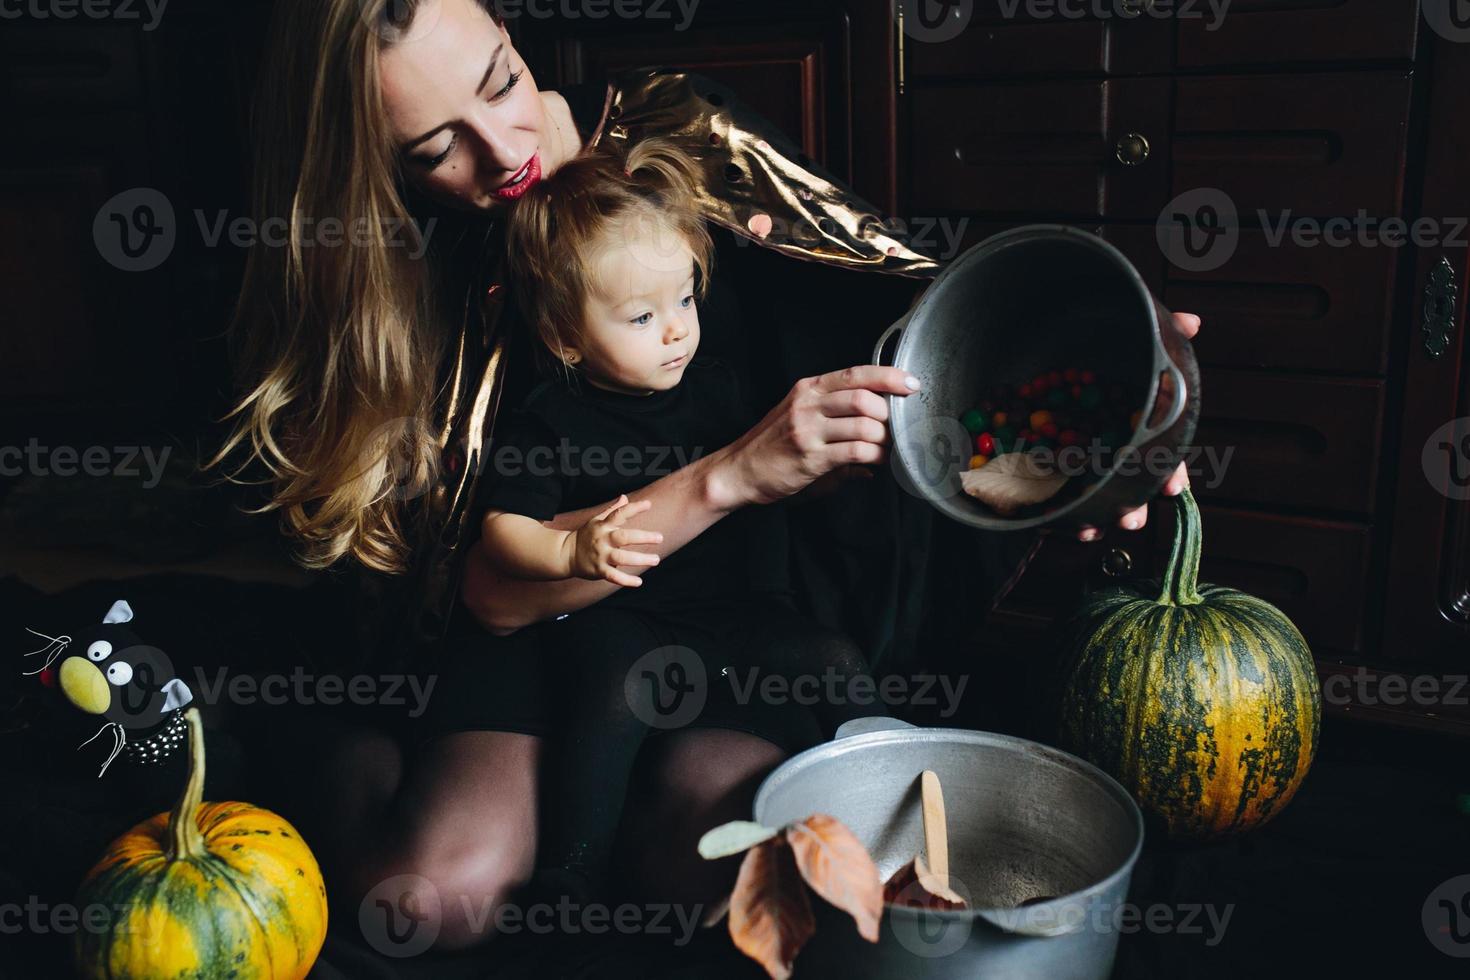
left=538, top=607, right=675, bottom=888
left=735, top=601, right=886, bottom=734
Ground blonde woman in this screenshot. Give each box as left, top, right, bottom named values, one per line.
left=215, top=0, right=1200, bottom=951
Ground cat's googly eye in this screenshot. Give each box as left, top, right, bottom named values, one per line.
left=105, top=662, right=133, bottom=687
left=88, top=641, right=113, bottom=662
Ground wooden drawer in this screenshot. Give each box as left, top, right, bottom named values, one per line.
left=997, top=527, right=1162, bottom=621
left=1172, top=72, right=1412, bottom=219
left=909, top=78, right=1170, bottom=218
left=1156, top=231, right=1398, bottom=375
left=1150, top=502, right=1373, bottom=656
left=906, top=3, right=1171, bottom=78
left=0, top=23, right=144, bottom=109
left=1177, top=0, right=1420, bottom=69
left=1192, top=370, right=1384, bottom=514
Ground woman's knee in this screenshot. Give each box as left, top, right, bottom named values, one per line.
left=341, top=731, right=543, bottom=951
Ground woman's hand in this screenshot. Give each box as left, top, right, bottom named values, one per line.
left=1077, top=311, right=1202, bottom=542
left=710, top=365, right=921, bottom=510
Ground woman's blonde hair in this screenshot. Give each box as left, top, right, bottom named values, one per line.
left=502, top=139, right=713, bottom=371
left=205, top=0, right=496, bottom=575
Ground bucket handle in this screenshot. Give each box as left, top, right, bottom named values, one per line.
left=872, top=315, right=908, bottom=369
left=1132, top=336, right=1189, bottom=444
left=834, top=717, right=916, bottom=740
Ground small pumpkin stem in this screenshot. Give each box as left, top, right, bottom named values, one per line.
left=166, top=707, right=208, bottom=861
left=1157, top=487, right=1205, bottom=606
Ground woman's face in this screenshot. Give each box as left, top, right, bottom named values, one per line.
left=380, top=0, right=555, bottom=211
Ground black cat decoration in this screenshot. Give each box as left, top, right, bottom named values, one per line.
left=22, top=599, right=193, bottom=776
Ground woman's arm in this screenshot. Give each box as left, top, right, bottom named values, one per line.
left=460, top=364, right=919, bottom=633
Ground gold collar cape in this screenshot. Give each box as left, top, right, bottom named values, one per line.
left=369, top=67, right=941, bottom=655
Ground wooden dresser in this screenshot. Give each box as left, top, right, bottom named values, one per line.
left=520, top=0, right=1470, bottom=735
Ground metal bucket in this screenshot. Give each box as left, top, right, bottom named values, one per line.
left=875, top=224, right=1200, bottom=531
left=753, top=718, right=1144, bottom=980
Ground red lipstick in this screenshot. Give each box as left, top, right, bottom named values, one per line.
left=492, top=153, right=542, bottom=202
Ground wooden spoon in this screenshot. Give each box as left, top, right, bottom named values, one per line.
left=882, top=770, right=968, bottom=909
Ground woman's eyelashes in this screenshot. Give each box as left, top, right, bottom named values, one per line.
left=413, top=67, right=524, bottom=171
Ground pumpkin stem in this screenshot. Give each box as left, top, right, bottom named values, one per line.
left=1157, top=487, right=1205, bottom=606
left=166, top=707, right=208, bottom=861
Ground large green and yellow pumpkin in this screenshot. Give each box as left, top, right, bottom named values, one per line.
left=74, top=708, right=328, bottom=979
left=1053, top=488, right=1321, bottom=839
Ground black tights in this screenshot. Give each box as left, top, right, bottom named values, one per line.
left=538, top=598, right=882, bottom=884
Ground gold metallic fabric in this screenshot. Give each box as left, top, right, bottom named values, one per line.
left=380, top=67, right=941, bottom=655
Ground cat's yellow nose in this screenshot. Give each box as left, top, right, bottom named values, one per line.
left=59, top=658, right=110, bottom=715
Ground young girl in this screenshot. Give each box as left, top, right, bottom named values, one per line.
left=480, top=140, right=880, bottom=896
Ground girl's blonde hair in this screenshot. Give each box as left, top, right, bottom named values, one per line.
left=205, top=0, right=498, bottom=575
left=502, top=139, right=714, bottom=370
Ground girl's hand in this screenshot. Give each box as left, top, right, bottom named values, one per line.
left=564, top=494, right=663, bottom=587
left=1077, top=311, right=1202, bottom=542
left=714, top=365, right=921, bottom=509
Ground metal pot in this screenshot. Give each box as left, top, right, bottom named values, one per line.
left=874, top=224, right=1201, bottom=531
left=753, top=718, right=1144, bottom=980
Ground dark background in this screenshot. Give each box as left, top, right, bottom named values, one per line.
left=1, top=1, right=1468, bottom=977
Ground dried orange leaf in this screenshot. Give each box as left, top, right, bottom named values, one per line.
left=785, top=814, right=883, bottom=943
left=729, top=840, right=815, bottom=980
left=882, top=854, right=969, bottom=910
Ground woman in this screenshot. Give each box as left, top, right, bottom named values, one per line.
left=213, top=0, right=1198, bottom=951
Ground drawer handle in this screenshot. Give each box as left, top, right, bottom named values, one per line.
left=1422, top=256, right=1459, bottom=360
left=1103, top=548, right=1133, bottom=578
left=1114, top=132, right=1151, bottom=167
left=1119, top=0, right=1157, bottom=12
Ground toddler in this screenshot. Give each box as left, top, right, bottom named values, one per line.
left=480, top=140, right=881, bottom=896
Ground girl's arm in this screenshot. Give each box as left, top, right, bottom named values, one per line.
left=461, top=364, right=921, bottom=633
left=481, top=496, right=662, bottom=589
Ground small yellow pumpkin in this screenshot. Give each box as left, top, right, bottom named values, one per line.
left=73, top=708, right=328, bottom=979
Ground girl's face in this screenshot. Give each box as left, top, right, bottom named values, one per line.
left=571, top=225, right=702, bottom=396
left=380, top=0, right=557, bottom=211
